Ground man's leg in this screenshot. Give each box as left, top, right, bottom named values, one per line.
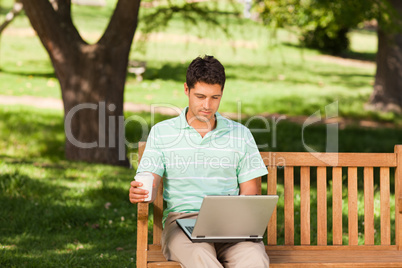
left=161, top=212, right=223, bottom=268
left=216, top=241, right=269, bottom=268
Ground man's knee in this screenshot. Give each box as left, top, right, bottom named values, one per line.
left=165, top=241, right=221, bottom=267
left=251, top=242, right=269, bottom=263
left=220, top=241, right=269, bottom=268
left=239, top=243, right=269, bottom=267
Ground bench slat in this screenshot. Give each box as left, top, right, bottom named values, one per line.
left=148, top=245, right=402, bottom=267
left=284, top=166, right=294, bottom=245
left=266, top=245, right=398, bottom=251
left=317, top=167, right=327, bottom=245
left=300, top=166, right=310, bottom=245
left=380, top=167, right=391, bottom=246
left=262, top=152, right=397, bottom=167
left=153, top=179, right=164, bottom=244
left=148, top=263, right=181, bottom=268
left=147, top=246, right=402, bottom=267
left=256, top=176, right=262, bottom=194
left=267, top=167, right=277, bottom=245
left=333, top=167, right=343, bottom=245
left=395, top=145, right=402, bottom=250
left=268, top=248, right=402, bottom=266
left=348, top=167, right=358, bottom=245
left=364, top=167, right=375, bottom=245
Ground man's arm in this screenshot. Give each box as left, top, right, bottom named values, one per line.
left=239, top=177, right=260, bottom=195
left=129, top=173, right=162, bottom=203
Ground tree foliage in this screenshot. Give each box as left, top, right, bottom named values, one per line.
left=256, top=0, right=397, bottom=54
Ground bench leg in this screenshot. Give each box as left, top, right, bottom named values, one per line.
left=137, top=203, right=149, bottom=268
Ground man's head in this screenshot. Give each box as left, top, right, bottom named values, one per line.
left=186, top=55, right=225, bottom=91
left=184, top=55, right=225, bottom=127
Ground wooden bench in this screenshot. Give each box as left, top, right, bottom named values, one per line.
left=136, top=142, right=402, bottom=267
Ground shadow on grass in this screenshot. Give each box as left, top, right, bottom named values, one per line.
left=281, top=42, right=376, bottom=62
left=0, top=164, right=137, bottom=267
left=128, top=62, right=187, bottom=82
left=0, top=69, right=57, bottom=79
left=1, top=106, right=402, bottom=164
left=136, top=60, right=374, bottom=93
left=0, top=107, right=65, bottom=161
left=242, top=113, right=402, bottom=153
left=338, top=50, right=376, bottom=62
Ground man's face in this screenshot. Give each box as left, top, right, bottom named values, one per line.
left=184, top=82, right=223, bottom=125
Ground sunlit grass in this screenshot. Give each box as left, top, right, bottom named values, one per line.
left=1, top=0, right=397, bottom=123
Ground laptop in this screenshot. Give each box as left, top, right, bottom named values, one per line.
left=176, top=195, right=279, bottom=243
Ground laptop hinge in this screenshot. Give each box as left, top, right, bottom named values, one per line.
left=249, top=235, right=258, bottom=238
left=196, top=236, right=206, bottom=238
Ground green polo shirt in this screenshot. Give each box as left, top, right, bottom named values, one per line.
left=137, top=107, right=268, bottom=224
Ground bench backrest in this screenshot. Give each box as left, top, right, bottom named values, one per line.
left=138, top=142, right=402, bottom=249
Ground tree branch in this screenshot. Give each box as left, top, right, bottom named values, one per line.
left=54, top=0, right=73, bottom=24
left=0, top=1, right=23, bottom=34
left=21, top=0, right=84, bottom=60
left=98, top=0, right=141, bottom=49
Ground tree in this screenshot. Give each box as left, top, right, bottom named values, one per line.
left=256, top=0, right=383, bottom=54
left=20, top=0, right=229, bottom=166
left=256, top=0, right=402, bottom=113
left=369, top=0, right=402, bottom=113
left=21, top=0, right=141, bottom=166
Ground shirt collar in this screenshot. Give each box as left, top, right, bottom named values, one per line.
left=174, top=107, right=230, bottom=131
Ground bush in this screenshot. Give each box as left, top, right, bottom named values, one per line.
left=302, top=26, right=350, bottom=54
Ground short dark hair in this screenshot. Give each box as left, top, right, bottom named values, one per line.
left=186, top=55, right=225, bottom=90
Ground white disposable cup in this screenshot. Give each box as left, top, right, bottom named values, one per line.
left=135, top=172, right=154, bottom=202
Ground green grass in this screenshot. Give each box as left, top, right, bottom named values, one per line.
left=0, top=106, right=137, bottom=267
left=0, top=160, right=136, bottom=267
left=0, top=0, right=398, bottom=123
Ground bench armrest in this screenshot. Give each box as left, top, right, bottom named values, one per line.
left=137, top=202, right=149, bottom=268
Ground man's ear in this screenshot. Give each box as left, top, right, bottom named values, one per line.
left=184, top=83, right=190, bottom=97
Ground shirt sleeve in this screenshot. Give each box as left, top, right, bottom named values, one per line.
left=236, top=128, right=268, bottom=184
left=137, top=126, right=165, bottom=177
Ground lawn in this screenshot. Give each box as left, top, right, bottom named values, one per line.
left=0, top=106, right=135, bottom=267
left=0, top=0, right=397, bottom=123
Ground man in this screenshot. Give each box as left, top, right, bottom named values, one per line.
left=129, top=55, right=269, bottom=267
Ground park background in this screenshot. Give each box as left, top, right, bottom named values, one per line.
left=1, top=0, right=402, bottom=266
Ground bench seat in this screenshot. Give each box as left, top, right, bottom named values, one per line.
left=147, top=245, right=402, bottom=267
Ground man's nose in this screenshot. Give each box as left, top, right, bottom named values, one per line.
left=203, top=99, right=211, bottom=109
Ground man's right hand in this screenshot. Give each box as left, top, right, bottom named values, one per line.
left=129, top=180, right=150, bottom=203
left=129, top=173, right=161, bottom=203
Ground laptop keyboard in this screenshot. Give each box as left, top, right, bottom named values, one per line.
left=185, top=226, right=194, bottom=234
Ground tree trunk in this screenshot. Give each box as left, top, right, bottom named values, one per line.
left=369, top=0, right=402, bottom=113
left=21, top=0, right=141, bottom=166
left=61, top=45, right=129, bottom=166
